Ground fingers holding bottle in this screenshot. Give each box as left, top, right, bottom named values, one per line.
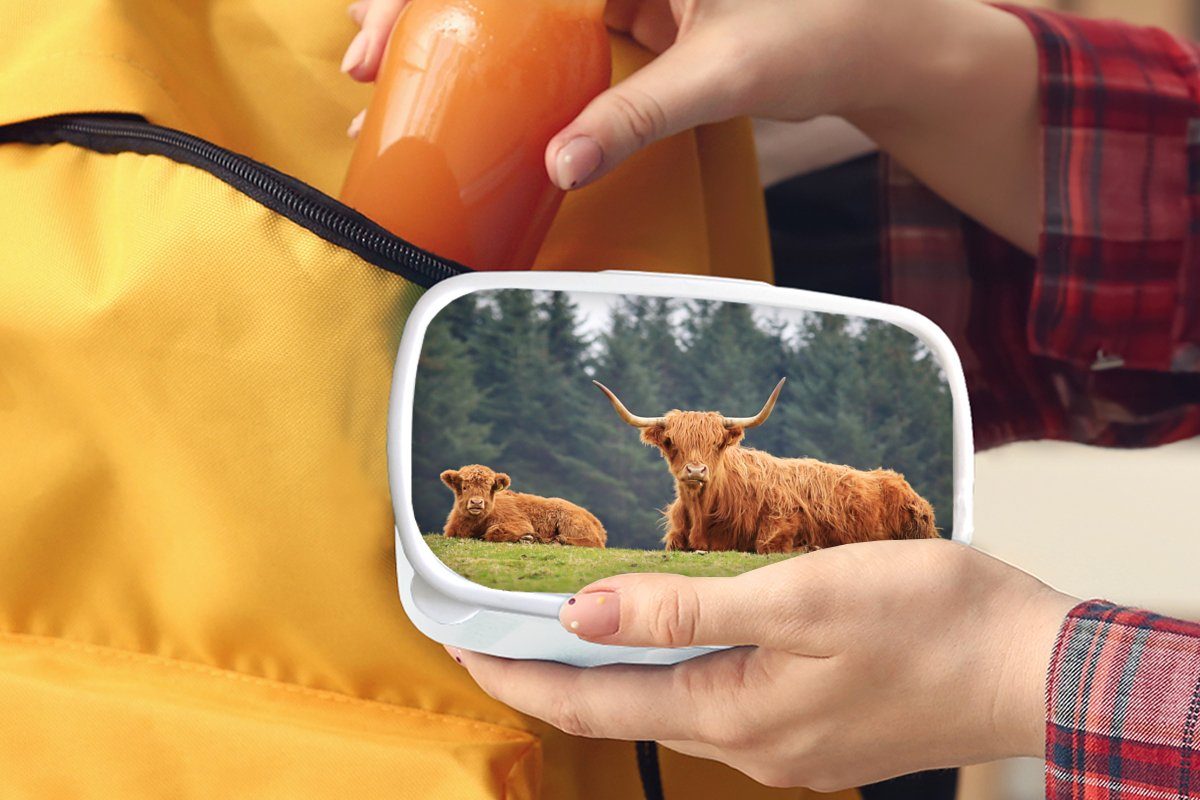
left=341, top=0, right=409, bottom=81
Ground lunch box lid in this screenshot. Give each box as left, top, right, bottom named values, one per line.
left=388, top=270, right=974, bottom=665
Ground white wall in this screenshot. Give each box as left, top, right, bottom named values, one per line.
left=959, top=437, right=1199, bottom=800
left=974, top=438, right=1199, bottom=617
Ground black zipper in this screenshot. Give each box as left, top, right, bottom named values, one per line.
left=0, top=114, right=468, bottom=288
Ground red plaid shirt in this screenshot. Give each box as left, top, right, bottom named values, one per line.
left=880, top=6, right=1200, bottom=798
left=883, top=6, right=1200, bottom=450
left=1047, top=602, right=1200, bottom=799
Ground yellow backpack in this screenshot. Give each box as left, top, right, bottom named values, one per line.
left=0, top=2, right=862, bottom=798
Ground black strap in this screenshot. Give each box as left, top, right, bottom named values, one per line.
left=860, top=768, right=959, bottom=799
left=767, top=153, right=883, bottom=301
left=635, top=741, right=664, bottom=800
left=635, top=739, right=958, bottom=799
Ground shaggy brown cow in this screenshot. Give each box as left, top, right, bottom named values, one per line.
left=594, top=379, right=938, bottom=554
left=440, top=464, right=607, bottom=547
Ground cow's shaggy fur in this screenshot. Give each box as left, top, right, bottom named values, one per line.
left=440, top=465, right=606, bottom=548
left=596, top=380, right=938, bottom=554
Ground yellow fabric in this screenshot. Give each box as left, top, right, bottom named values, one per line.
left=535, top=36, right=773, bottom=277
left=0, top=3, right=859, bottom=799
left=0, top=630, right=539, bottom=798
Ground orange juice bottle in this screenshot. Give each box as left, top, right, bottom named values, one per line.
left=340, top=0, right=611, bottom=269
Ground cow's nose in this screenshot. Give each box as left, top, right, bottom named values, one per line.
left=684, top=463, right=708, bottom=478
left=467, top=497, right=484, bottom=507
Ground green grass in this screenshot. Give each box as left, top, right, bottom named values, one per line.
left=423, top=534, right=801, bottom=593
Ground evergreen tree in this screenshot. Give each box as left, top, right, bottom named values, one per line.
left=858, top=320, right=954, bottom=530
left=527, top=291, right=631, bottom=527
left=588, top=298, right=679, bottom=547
left=411, top=317, right=497, bottom=531
left=473, top=290, right=557, bottom=480
left=775, top=313, right=877, bottom=467
left=437, top=291, right=483, bottom=345
left=686, top=302, right=778, bottom=408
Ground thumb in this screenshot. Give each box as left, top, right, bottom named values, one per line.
left=559, top=572, right=783, bottom=649
left=545, top=35, right=739, bottom=191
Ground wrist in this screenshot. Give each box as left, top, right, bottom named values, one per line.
left=993, top=587, right=1079, bottom=758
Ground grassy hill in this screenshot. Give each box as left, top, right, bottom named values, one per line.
left=423, top=534, right=801, bottom=593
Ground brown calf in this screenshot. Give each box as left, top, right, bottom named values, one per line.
left=440, top=464, right=607, bottom=548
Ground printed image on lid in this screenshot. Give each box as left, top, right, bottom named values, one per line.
left=411, top=288, right=953, bottom=594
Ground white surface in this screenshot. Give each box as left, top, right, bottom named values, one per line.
left=973, top=438, right=1199, bottom=617
left=960, top=436, right=1198, bottom=800
left=753, top=117, right=877, bottom=188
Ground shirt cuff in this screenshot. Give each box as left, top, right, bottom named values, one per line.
left=1046, top=600, right=1200, bottom=799
left=995, top=5, right=1200, bottom=373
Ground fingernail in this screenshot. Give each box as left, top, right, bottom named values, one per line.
left=341, top=30, right=369, bottom=73
left=443, top=644, right=465, bottom=665
left=560, top=590, right=619, bottom=638
left=347, top=109, right=366, bottom=138
left=347, top=1, right=367, bottom=24
left=554, top=137, right=603, bottom=190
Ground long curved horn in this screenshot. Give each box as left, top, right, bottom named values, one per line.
left=592, top=381, right=665, bottom=428
left=723, top=378, right=786, bottom=429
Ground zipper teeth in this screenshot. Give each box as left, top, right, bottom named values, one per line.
left=54, top=118, right=464, bottom=286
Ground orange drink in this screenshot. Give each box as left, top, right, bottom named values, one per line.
left=341, top=0, right=610, bottom=269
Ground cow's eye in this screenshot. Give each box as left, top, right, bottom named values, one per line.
left=661, top=437, right=673, bottom=449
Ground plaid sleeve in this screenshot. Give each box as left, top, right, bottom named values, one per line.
left=997, top=6, right=1200, bottom=373
left=1047, top=600, right=1200, bottom=799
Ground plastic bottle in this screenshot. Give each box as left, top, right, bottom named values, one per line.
left=341, top=0, right=611, bottom=269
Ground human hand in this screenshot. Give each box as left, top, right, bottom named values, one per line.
left=339, top=0, right=884, bottom=181
left=339, top=0, right=1040, bottom=249
left=447, top=539, right=1076, bottom=790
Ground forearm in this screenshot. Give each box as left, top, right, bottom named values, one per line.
left=846, top=0, right=1041, bottom=253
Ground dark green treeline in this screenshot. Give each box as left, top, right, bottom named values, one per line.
left=413, top=290, right=954, bottom=548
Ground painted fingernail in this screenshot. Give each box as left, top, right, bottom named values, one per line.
left=443, top=644, right=465, bottom=665
left=340, top=30, right=369, bottom=73
left=554, top=137, right=603, bottom=190
left=347, top=109, right=366, bottom=138
left=560, top=591, right=619, bottom=637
